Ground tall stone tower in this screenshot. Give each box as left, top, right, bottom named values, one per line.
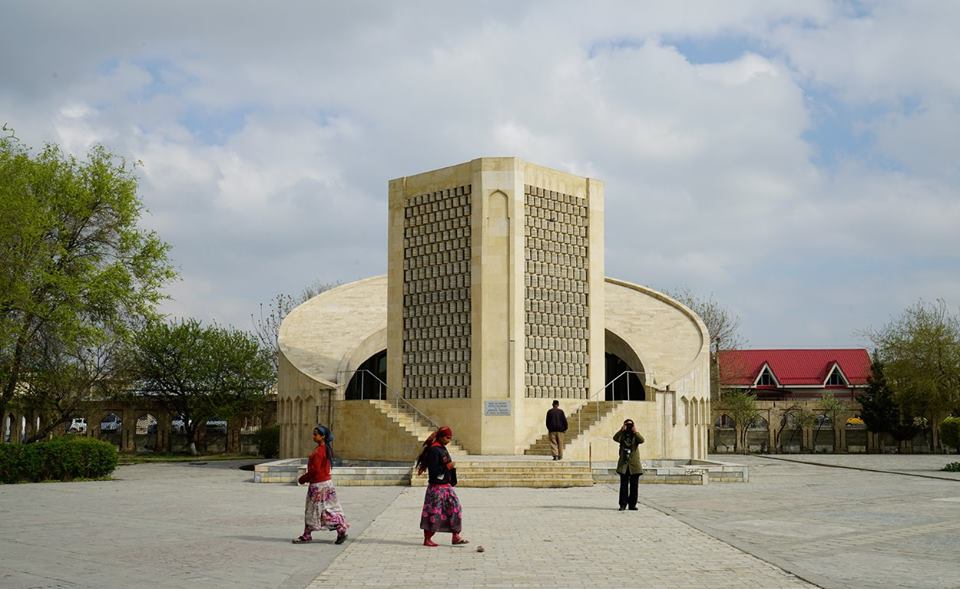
left=387, top=158, right=604, bottom=453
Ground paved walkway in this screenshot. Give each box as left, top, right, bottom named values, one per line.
left=2, top=455, right=959, bottom=588
left=306, top=485, right=811, bottom=589
left=639, top=455, right=960, bottom=589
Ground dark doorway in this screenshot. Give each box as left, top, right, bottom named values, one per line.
left=604, top=353, right=644, bottom=400
left=345, top=350, right=388, bottom=400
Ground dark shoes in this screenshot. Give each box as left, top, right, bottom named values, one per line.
left=628, top=506, right=638, bottom=511
left=618, top=505, right=626, bottom=511
left=335, top=532, right=348, bottom=544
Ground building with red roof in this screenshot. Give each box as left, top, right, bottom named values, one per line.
left=712, top=348, right=875, bottom=454
left=718, top=348, right=871, bottom=400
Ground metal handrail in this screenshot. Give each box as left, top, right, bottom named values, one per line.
left=577, top=370, right=651, bottom=436
left=337, top=369, right=442, bottom=433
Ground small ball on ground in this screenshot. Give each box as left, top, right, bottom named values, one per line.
left=476, top=545, right=485, bottom=553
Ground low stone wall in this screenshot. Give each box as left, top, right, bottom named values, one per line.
left=592, top=459, right=748, bottom=485
left=254, top=457, right=748, bottom=486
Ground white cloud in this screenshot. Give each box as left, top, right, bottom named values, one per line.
left=1, top=1, right=958, bottom=347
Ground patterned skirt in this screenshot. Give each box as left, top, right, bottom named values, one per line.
left=420, top=483, right=462, bottom=533
left=304, top=480, right=349, bottom=534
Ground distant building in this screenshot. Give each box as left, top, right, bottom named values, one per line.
left=718, top=349, right=871, bottom=400
left=712, top=349, right=873, bottom=453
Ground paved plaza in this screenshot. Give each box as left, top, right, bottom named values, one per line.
left=0, top=455, right=958, bottom=588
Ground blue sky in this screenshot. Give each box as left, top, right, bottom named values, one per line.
left=2, top=0, right=958, bottom=348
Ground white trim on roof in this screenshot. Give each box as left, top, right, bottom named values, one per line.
left=823, top=363, right=850, bottom=387
left=753, top=363, right=780, bottom=387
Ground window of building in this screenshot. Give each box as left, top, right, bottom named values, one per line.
left=755, top=366, right=777, bottom=387
left=825, top=365, right=848, bottom=386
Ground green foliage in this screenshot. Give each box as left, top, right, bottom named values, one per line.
left=254, top=425, right=281, bottom=458
left=0, top=135, right=175, bottom=427
left=0, top=436, right=118, bottom=483
left=942, top=462, right=960, bottom=472
left=857, top=355, right=901, bottom=435
left=129, top=319, right=274, bottom=454
left=940, top=417, right=960, bottom=453
left=868, top=300, right=960, bottom=425
left=719, top=390, right=759, bottom=452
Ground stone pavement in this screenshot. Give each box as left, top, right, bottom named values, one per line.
left=638, top=455, right=960, bottom=589
left=306, top=485, right=811, bottom=589
left=3, top=455, right=960, bottom=588
left=0, top=461, right=404, bottom=589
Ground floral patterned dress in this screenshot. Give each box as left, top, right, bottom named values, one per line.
left=419, top=443, right=462, bottom=533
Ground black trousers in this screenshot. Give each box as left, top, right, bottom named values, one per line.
left=619, top=473, right=640, bottom=508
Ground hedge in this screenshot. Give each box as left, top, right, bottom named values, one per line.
left=941, top=417, right=960, bottom=453
left=255, top=425, right=281, bottom=459
left=0, top=436, right=118, bottom=483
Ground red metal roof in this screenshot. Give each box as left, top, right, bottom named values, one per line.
left=718, top=349, right=871, bottom=387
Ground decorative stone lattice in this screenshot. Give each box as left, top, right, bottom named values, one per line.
left=523, top=185, right=590, bottom=399
left=401, top=185, right=472, bottom=399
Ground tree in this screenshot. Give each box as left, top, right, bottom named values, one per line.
left=775, top=404, right=816, bottom=452
left=667, top=289, right=746, bottom=401
left=815, top=392, right=846, bottom=452
left=0, top=136, right=175, bottom=424
left=940, top=417, right=960, bottom=454
left=866, top=299, right=960, bottom=451
left=719, top=390, right=759, bottom=453
left=18, top=334, right=126, bottom=442
left=856, top=353, right=919, bottom=448
left=251, top=280, right=339, bottom=377
left=129, top=319, right=273, bottom=455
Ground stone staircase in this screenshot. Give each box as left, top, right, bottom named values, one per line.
left=368, top=399, right=468, bottom=455
left=525, top=401, right=621, bottom=456
left=412, top=458, right=594, bottom=488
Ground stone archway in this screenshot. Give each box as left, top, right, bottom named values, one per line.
left=97, top=412, right=123, bottom=449
left=134, top=413, right=158, bottom=453
left=345, top=349, right=387, bottom=400
left=604, top=329, right=645, bottom=400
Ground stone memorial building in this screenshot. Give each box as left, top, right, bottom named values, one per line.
left=278, top=157, right=710, bottom=463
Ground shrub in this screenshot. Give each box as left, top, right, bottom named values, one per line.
left=943, top=462, right=960, bottom=472
left=255, top=425, right=280, bottom=458
left=0, top=437, right=118, bottom=483
left=939, top=417, right=960, bottom=453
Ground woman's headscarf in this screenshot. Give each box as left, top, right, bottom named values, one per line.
left=415, top=426, right=453, bottom=475
left=313, top=424, right=335, bottom=463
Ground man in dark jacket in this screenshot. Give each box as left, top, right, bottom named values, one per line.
left=545, top=400, right=568, bottom=460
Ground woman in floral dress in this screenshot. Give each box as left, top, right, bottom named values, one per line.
left=415, top=425, right=468, bottom=547
left=292, top=425, right=349, bottom=544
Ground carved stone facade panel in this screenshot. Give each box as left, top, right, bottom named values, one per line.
left=402, top=185, right=472, bottom=399
left=523, top=185, right=589, bottom=399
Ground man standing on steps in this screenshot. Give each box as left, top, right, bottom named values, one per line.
left=546, top=400, right=568, bottom=461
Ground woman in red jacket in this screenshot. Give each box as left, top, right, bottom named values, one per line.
left=293, top=425, right=349, bottom=544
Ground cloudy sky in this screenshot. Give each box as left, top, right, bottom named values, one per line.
left=3, top=1, right=958, bottom=348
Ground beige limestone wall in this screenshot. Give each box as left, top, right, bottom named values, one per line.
left=562, top=400, right=662, bottom=462
left=279, top=275, right=388, bottom=387
left=278, top=353, right=337, bottom=458
left=331, top=401, right=421, bottom=462
left=387, top=158, right=605, bottom=456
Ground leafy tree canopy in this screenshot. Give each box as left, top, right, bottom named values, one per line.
left=0, top=135, right=175, bottom=423
left=129, top=319, right=273, bottom=454
left=866, top=299, right=960, bottom=448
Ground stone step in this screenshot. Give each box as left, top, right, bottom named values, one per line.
left=523, top=401, right=621, bottom=456
left=454, top=478, right=593, bottom=488
left=368, top=400, right=468, bottom=455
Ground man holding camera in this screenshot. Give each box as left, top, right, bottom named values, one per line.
left=545, top=400, right=568, bottom=461
left=613, top=419, right=644, bottom=511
